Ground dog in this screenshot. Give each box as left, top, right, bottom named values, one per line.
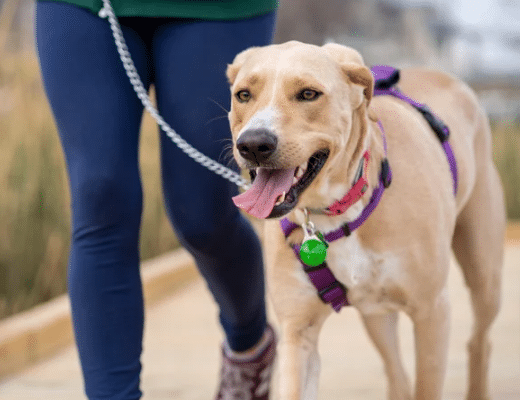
left=226, top=41, right=505, bottom=400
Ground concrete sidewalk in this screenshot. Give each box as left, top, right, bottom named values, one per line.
left=0, top=243, right=518, bottom=399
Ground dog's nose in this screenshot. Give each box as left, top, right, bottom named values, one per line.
left=236, top=129, right=278, bottom=163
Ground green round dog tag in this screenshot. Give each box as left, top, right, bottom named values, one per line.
left=300, top=237, right=327, bottom=267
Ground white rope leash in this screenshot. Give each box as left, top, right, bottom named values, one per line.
left=98, top=0, right=250, bottom=190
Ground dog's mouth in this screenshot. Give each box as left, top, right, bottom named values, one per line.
left=232, top=149, right=329, bottom=219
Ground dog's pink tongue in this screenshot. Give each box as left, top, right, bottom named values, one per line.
left=233, top=168, right=295, bottom=219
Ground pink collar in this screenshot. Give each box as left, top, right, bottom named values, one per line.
left=325, top=150, right=371, bottom=216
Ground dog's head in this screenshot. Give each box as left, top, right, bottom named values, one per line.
left=228, top=41, right=375, bottom=219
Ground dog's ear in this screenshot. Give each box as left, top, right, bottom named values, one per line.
left=322, top=42, right=365, bottom=65
left=226, top=47, right=259, bottom=86
left=343, top=63, right=374, bottom=105
left=322, top=43, right=374, bottom=105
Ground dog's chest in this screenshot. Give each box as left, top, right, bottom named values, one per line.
left=325, top=233, right=406, bottom=314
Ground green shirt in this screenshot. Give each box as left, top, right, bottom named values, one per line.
left=45, top=0, right=278, bottom=19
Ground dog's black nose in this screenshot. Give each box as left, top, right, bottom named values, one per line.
left=236, top=129, right=278, bottom=163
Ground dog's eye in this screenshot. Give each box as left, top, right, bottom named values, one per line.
left=236, top=90, right=252, bottom=103
left=297, top=89, right=322, bottom=102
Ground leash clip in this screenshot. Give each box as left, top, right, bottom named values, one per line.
left=302, top=208, right=316, bottom=236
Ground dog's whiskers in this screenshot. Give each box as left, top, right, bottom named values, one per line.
left=205, top=114, right=228, bottom=126
left=208, top=98, right=229, bottom=113
left=217, top=137, right=234, bottom=146
left=219, top=143, right=238, bottom=168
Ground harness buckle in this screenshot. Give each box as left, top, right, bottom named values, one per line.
left=341, top=223, right=351, bottom=237
left=372, top=66, right=401, bottom=90
left=415, top=105, right=450, bottom=142
left=318, top=281, right=346, bottom=303
left=303, top=263, right=327, bottom=273
left=381, top=158, right=392, bottom=188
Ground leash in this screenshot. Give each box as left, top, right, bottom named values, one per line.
left=98, top=0, right=250, bottom=191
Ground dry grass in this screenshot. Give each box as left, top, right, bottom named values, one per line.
left=490, top=119, right=520, bottom=220
left=0, top=36, right=519, bottom=319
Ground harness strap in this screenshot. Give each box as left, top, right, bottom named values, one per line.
left=280, top=220, right=349, bottom=311
left=372, top=65, right=458, bottom=195
left=294, top=249, right=348, bottom=311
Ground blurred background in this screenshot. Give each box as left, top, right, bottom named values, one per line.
left=0, top=0, right=518, bottom=320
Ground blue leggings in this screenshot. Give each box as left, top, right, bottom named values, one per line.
left=35, top=2, right=276, bottom=399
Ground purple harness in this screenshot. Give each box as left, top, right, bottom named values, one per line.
left=372, top=66, right=458, bottom=194
left=279, top=66, right=458, bottom=312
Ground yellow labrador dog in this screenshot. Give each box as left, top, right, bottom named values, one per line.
left=226, top=41, right=505, bottom=400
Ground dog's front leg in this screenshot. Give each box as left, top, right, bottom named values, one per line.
left=361, top=312, right=412, bottom=400
left=264, top=221, right=331, bottom=400
left=276, top=314, right=329, bottom=400
left=411, top=289, right=450, bottom=400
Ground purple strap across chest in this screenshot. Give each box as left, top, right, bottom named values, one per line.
left=279, top=65, right=458, bottom=312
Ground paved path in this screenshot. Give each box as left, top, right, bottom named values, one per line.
left=0, top=244, right=518, bottom=400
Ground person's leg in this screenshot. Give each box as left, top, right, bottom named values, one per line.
left=36, top=3, right=152, bottom=398
left=151, top=13, right=276, bottom=352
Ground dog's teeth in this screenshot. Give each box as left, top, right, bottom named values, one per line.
left=295, top=166, right=306, bottom=180
left=275, top=191, right=286, bottom=206
left=298, top=163, right=307, bottom=175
